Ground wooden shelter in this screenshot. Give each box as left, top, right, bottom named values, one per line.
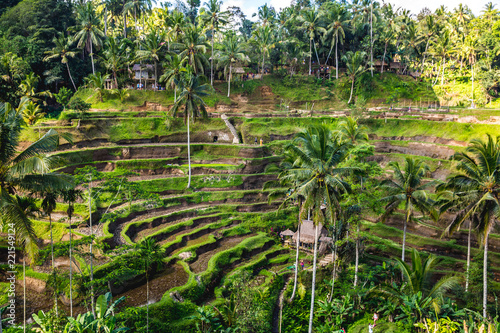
left=132, top=64, right=155, bottom=89
left=289, top=220, right=330, bottom=253
left=389, top=62, right=403, bottom=74
left=373, top=60, right=388, bottom=72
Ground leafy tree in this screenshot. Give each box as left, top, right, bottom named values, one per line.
left=380, top=157, right=437, bottom=263
left=0, top=101, right=72, bottom=262
left=73, top=1, right=105, bottom=74
left=43, top=32, right=79, bottom=91
left=217, top=34, right=249, bottom=97
left=85, top=72, right=110, bottom=103
left=67, top=97, right=91, bottom=128
left=137, top=27, right=166, bottom=88
left=199, top=0, right=229, bottom=86
left=279, top=124, right=352, bottom=333
left=18, top=72, right=52, bottom=105
left=170, top=72, right=210, bottom=188
left=160, top=54, right=186, bottom=102
left=54, top=87, right=73, bottom=111
left=342, top=51, right=368, bottom=104
left=100, top=36, right=133, bottom=89
left=250, top=25, right=274, bottom=78
left=435, top=135, right=500, bottom=318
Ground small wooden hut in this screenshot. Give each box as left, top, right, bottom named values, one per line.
left=290, top=220, right=330, bottom=253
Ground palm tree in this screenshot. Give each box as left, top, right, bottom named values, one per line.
left=342, top=51, right=368, bottom=104
left=217, top=34, right=249, bottom=97
left=44, top=32, right=79, bottom=91
left=299, top=8, right=326, bottom=76
left=352, top=0, right=378, bottom=77
left=257, top=3, right=276, bottom=27
left=100, top=36, right=132, bottom=89
left=378, top=248, right=459, bottom=323
left=0, top=102, right=72, bottom=263
left=41, top=190, right=58, bottom=314
left=174, top=25, right=209, bottom=75
left=123, top=0, right=155, bottom=33
left=21, top=100, right=46, bottom=138
left=435, top=135, right=500, bottom=318
left=85, top=72, right=110, bottom=103
left=380, top=157, right=436, bottom=263
left=160, top=54, right=186, bottom=102
left=199, top=0, right=229, bottom=86
left=336, top=117, right=369, bottom=145
left=136, top=238, right=164, bottom=333
left=61, top=189, right=82, bottom=318
left=250, top=25, right=275, bottom=78
left=18, top=73, right=53, bottom=105
left=164, top=10, right=187, bottom=43
left=170, top=72, right=211, bottom=188
left=324, top=6, right=348, bottom=79
left=279, top=124, right=352, bottom=333
left=429, top=29, right=452, bottom=86
left=137, top=27, right=166, bottom=88
left=73, top=2, right=105, bottom=74
left=420, top=14, right=438, bottom=73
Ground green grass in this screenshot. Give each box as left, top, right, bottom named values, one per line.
left=33, top=220, right=68, bottom=241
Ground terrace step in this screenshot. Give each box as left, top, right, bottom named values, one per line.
left=319, top=253, right=335, bottom=266
left=221, top=114, right=240, bottom=144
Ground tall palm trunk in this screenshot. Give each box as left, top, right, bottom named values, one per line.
left=66, top=63, right=77, bottom=91
left=441, top=58, right=445, bottom=85
left=186, top=114, right=192, bottom=188
left=262, top=53, right=265, bottom=80
left=154, top=60, right=158, bottom=89
left=308, top=224, right=319, bottom=333
left=335, top=34, right=339, bottom=80
left=113, top=70, right=118, bottom=89
left=90, top=39, right=95, bottom=74
left=465, top=222, right=471, bottom=292
left=146, top=269, right=149, bottom=333
left=123, top=13, right=127, bottom=38
left=309, top=38, right=312, bottom=76
left=69, top=214, right=73, bottom=317
left=381, top=43, right=387, bottom=74
left=420, top=39, right=430, bottom=73
left=289, top=200, right=301, bottom=302
left=483, top=232, right=489, bottom=319
left=354, top=222, right=360, bottom=286
left=23, top=256, right=26, bottom=333
left=370, top=0, right=373, bottom=77
left=227, top=64, right=232, bottom=97
left=104, top=8, right=107, bottom=35
left=50, top=215, right=57, bottom=315
left=471, top=62, right=474, bottom=108
left=348, top=77, right=355, bottom=104
left=88, top=179, right=95, bottom=316
left=211, top=28, right=214, bottom=86
left=402, top=205, right=409, bottom=262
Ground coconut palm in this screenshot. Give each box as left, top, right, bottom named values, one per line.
left=435, top=135, right=500, bottom=318
left=324, top=6, right=349, bottom=79
left=0, top=101, right=72, bottom=263
left=420, top=14, right=438, bottom=73
left=429, top=29, right=452, bottom=86
left=378, top=248, right=459, bottom=322
left=73, top=2, right=105, bottom=74
left=136, top=238, right=164, bottom=333
left=18, top=73, right=53, bottom=105
left=250, top=25, right=275, bottom=78
left=41, top=190, right=59, bottom=314
left=85, top=72, right=110, bottom=103
left=380, top=157, right=437, bottom=263
left=299, top=8, right=326, bottom=76
left=160, top=54, right=186, bottom=102
left=44, top=32, right=79, bottom=91
left=174, top=25, right=209, bottom=75
left=342, top=51, right=368, bottom=104
left=217, top=34, right=249, bottom=97
left=137, top=27, right=166, bottom=88
left=170, top=72, right=211, bottom=188
left=100, top=36, right=133, bottom=89
left=199, top=0, right=229, bottom=86
left=279, top=124, right=352, bottom=333
left=336, top=117, right=369, bottom=145
left=60, top=188, right=82, bottom=318
left=21, top=100, right=46, bottom=138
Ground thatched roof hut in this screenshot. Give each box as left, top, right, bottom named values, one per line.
left=280, top=229, right=295, bottom=237
left=292, top=220, right=328, bottom=244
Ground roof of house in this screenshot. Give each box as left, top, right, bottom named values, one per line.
left=233, top=67, right=246, bottom=74
left=280, top=229, right=295, bottom=236
left=389, top=62, right=402, bottom=68
left=132, top=64, right=154, bottom=71
left=292, top=220, right=328, bottom=244
left=374, top=60, right=388, bottom=66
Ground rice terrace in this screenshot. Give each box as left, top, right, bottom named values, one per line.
left=1, top=0, right=500, bottom=332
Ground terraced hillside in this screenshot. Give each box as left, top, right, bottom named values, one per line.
left=7, top=105, right=500, bottom=330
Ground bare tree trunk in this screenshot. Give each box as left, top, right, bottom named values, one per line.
left=211, top=28, right=214, bottom=86
left=348, top=78, right=354, bottom=104
left=66, top=63, right=77, bottom=91
left=354, top=222, right=360, bottom=287
left=471, top=62, right=474, bottom=108
left=402, top=208, right=409, bottom=263
left=370, top=0, right=373, bottom=77
left=146, top=271, right=149, bottom=333
left=104, top=8, right=107, bottom=35
left=308, top=224, right=319, bottom=333
left=262, top=53, right=265, bottom=80
left=289, top=200, right=301, bottom=302
left=309, top=39, right=312, bottom=76
left=483, top=232, right=489, bottom=319
left=23, top=258, right=26, bottom=333
left=335, top=34, right=338, bottom=80
left=465, top=222, right=471, bottom=292
left=89, top=179, right=95, bottom=316
left=187, top=114, right=192, bottom=188
left=227, top=64, right=232, bottom=97
left=90, top=40, right=95, bottom=75
left=381, top=43, right=387, bottom=74
left=50, top=216, right=57, bottom=315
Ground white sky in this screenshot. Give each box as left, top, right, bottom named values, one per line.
left=219, top=0, right=490, bottom=19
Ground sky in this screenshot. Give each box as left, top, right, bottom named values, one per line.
left=219, top=0, right=491, bottom=19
